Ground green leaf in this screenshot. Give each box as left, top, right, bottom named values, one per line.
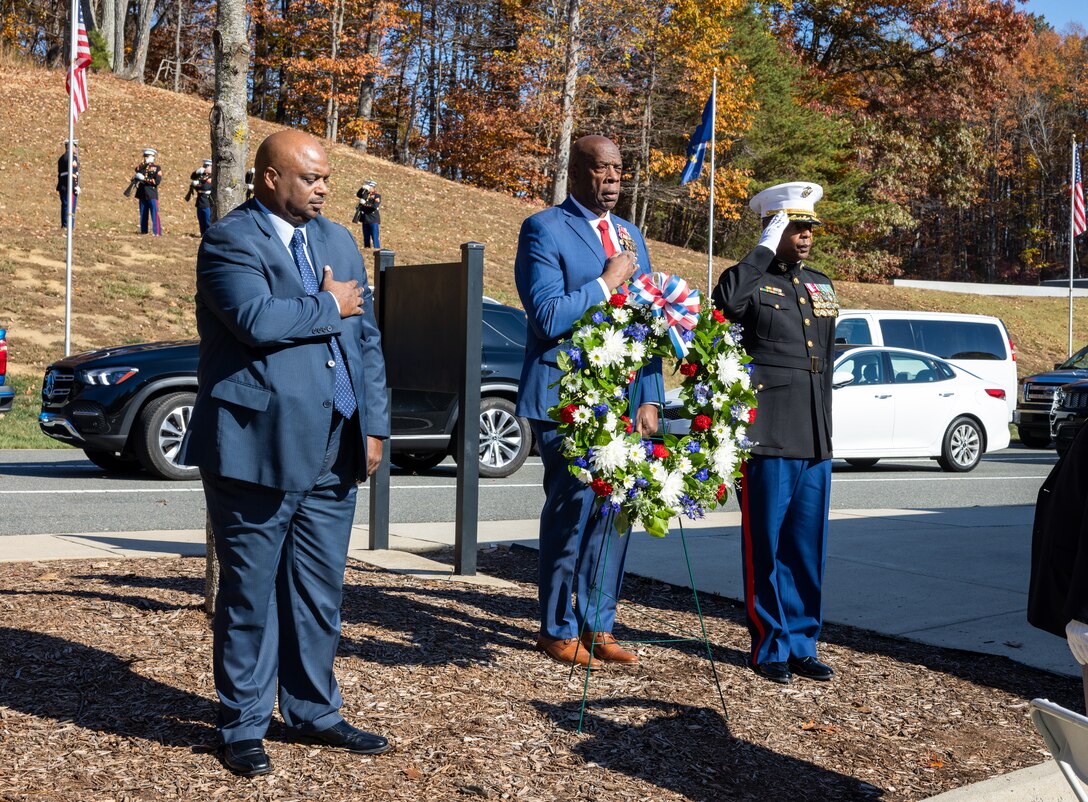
left=644, top=515, right=669, bottom=538
left=556, top=351, right=571, bottom=371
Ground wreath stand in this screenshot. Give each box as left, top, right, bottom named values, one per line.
left=567, top=381, right=730, bottom=733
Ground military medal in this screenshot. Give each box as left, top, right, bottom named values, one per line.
left=616, top=224, right=637, bottom=258
left=805, top=283, right=839, bottom=317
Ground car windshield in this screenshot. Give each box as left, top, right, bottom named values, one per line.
left=484, top=306, right=527, bottom=347
left=1059, top=345, right=1088, bottom=369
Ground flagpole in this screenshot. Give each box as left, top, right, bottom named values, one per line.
left=706, top=69, right=717, bottom=296
left=64, top=0, right=77, bottom=356
left=1071, top=135, right=1076, bottom=359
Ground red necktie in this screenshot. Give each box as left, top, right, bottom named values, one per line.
left=598, top=219, right=616, bottom=258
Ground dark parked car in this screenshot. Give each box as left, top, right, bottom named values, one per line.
left=1016, top=344, right=1088, bottom=448
left=0, top=328, right=13, bottom=414
left=39, top=302, right=531, bottom=479
left=1050, top=378, right=1088, bottom=457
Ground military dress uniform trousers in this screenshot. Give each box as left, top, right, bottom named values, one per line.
left=531, top=419, right=631, bottom=640
left=59, top=191, right=76, bottom=228
left=201, top=412, right=360, bottom=744
left=139, top=198, right=162, bottom=235
left=362, top=223, right=380, bottom=249
left=740, top=456, right=831, bottom=665
left=197, top=206, right=212, bottom=236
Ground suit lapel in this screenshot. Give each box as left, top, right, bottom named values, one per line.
left=306, top=220, right=330, bottom=282
left=560, top=197, right=606, bottom=263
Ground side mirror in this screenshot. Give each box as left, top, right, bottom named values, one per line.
left=832, top=370, right=855, bottom=388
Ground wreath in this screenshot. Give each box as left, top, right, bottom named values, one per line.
left=550, top=272, right=757, bottom=538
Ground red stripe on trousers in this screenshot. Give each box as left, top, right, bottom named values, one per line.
left=740, top=460, right=766, bottom=665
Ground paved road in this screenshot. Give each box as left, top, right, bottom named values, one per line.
left=0, top=446, right=1057, bottom=536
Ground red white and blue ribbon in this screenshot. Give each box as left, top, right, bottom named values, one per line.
left=628, top=272, right=701, bottom=357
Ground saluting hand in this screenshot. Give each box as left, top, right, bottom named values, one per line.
left=757, top=210, right=790, bottom=254
left=321, top=265, right=364, bottom=318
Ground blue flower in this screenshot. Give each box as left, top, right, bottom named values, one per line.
left=737, top=434, right=754, bottom=449
left=566, top=347, right=583, bottom=367
left=642, top=439, right=655, bottom=460
left=591, top=311, right=608, bottom=324
left=685, top=441, right=700, bottom=454
left=693, top=383, right=711, bottom=405
left=573, top=456, right=588, bottom=469
left=635, top=476, right=649, bottom=488
left=623, top=323, right=650, bottom=342
left=605, top=500, right=622, bottom=514
left=679, top=494, right=705, bottom=520
left=730, top=323, right=744, bottom=337
left=711, top=335, right=721, bottom=347
left=745, top=363, right=754, bottom=375
left=681, top=328, right=695, bottom=343
left=592, top=403, right=609, bottom=418
left=586, top=447, right=595, bottom=460
left=731, top=403, right=748, bottom=422
left=627, top=487, right=639, bottom=499
left=695, top=467, right=709, bottom=482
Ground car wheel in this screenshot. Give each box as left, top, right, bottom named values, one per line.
left=134, top=391, right=200, bottom=480
left=845, top=458, right=879, bottom=468
left=391, top=452, right=446, bottom=473
left=477, top=397, right=531, bottom=478
left=937, top=416, right=983, bottom=472
left=1016, top=426, right=1051, bottom=449
left=83, top=448, right=143, bottom=474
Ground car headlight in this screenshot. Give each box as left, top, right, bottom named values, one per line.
left=1053, top=388, right=1066, bottom=411
left=81, top=367, right=139, bottom=386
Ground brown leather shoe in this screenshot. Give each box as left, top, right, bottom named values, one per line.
left=536, top=635, right=600, bottom=668
left=580, top=631, right=638, bottom=664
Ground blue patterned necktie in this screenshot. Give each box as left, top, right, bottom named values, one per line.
left=290, top=229, right=357, bottom=418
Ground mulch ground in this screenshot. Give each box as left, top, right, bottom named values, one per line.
left=0, top=546, right=1080, bottom=802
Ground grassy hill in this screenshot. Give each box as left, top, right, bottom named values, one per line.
left=2, top=60, right=1088, bottom=447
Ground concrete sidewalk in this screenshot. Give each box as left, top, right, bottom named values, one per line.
left=1, top=506, right=1082, bottom=800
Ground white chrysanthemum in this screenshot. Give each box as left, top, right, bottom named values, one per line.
left=593, top=436, right=631, bottom=473
left=651, top=317, right=669, bottom=335
left=649, top=462, right=667, bottom=482
left=576, top=325, right=594, bottom=340
left=598, top=328, right=629, bottom=365
left=562, top=436, right=578, bottom=455
left=612, top=307, right=631, bottom=324
left=715, top=352, right=746, bottom=386
left=711, top=422, right=731, bottom=440
left=614, top=386, right=626, bottom=399
left=576, top=469, right=593, bottom=484
left=588, top=350, right=605, bottom=367
left=584, top=389, right=601, bottom=405
left=629, top=443, right=646, bottom=464
left=572, top=406, right=593, bottom=425
left=623, top=474, right=636, bottom=490
left=677, top=456, right=693, bottom=475
left=628, top=341, right=646, bottom=363
left=561, top=374, right=580, bottom=390
left=604, top=412, right=619, bottom=431
left=711, top=441, right=738, bottom=477
left=710, top=392, right=727, bottom=411
left=610, top=490, right=626, bottom=505
left=660, top=471, right=684, bottom=507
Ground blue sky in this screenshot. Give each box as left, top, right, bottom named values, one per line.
left=1020, top=0, right=1084, bottom=32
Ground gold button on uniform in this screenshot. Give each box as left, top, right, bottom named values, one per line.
left=807, top=340, right=814, bottom=348
left=799, top=297, right=806, bottom=304
left=804, top=319, right=811, bottom=326
left=757, top=383, right=764, bottom=390
left=774, top=303, right=780, bottom=309
left=793, top=277, right=800, bottom=284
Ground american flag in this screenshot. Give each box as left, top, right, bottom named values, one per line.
left=1075, top=144, right=1086, bottom=238
left=65, top=0, right=91, bottom=120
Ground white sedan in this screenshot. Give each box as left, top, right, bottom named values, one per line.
left=832, top=346, right=1010, bottom=472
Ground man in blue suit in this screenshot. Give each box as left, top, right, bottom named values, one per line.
left=178, top=130, right=391, bottom=776
left=515, top=135, right=662, bottom=669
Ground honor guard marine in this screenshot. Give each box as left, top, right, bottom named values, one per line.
left=712, top=181, right=839, bottom=686
left=190, top=159, right=213, bottom=235
left=133, top=148, right=163, bottom=236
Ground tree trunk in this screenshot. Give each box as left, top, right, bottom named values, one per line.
left=325, top=0, right=344, bottom=141
left=210, top=0, right=249, bottom=221
left=122, top=0, right=158, bottom=81
left=99, top=0, right=116, bottom=68
left=172, top=0, right=183, bottom=92
left=112, top=0, right=125, bottom=73
left=204, top=513, right=218, bottom=615
left=550, top=0, right=580, bottom=205
left=352, top=6, right=384, bottom=152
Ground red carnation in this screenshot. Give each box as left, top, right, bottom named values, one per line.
left=748, top=408, right=757, bottom=424
left=609, top=293, right=627, bottom=307
left=692, top=414, right=712, bottom=432
left=652, top=444, right=670, bottom=460
left=560, top=403, right=578, bottom=424
left=712, top=309, right=726, bottom=323
left=621, top=414, right=634, bottom=434
left=627, top=371, right=637, bottom=385
left=679, top=362, right=699, bottom=377
left=716, top=483, right=728, bottom=501
left=590, top=478, right=613, bottom=497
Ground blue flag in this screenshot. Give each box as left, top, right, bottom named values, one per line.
left=679, top=92, right=714, bottom=186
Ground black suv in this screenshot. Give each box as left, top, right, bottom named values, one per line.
left=39, top=302, right=532, bottom=479
left=1050, top=378, right=1088, bottom=458
left=1016, top=343, right=1088, bottom=448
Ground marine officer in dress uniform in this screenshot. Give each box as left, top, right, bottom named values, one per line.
left=190, top=159, right=213, bottom=235
left=712, top=181, right=838, bottom=685
left=133, top=147, right=163, bottom=236
left=57, top=139, right=79, bottom=229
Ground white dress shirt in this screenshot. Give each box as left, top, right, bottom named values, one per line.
left=255, top=199, right=336, bottom=305
left=568, top=195, right=623, bottom=300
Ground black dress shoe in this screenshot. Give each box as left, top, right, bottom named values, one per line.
left=789, top=656, right=834, bottom=681
left=752, top=661, right=792, bottom=684
left=293, top=721, right=393, bottom=755
left=218, top=739, right=271, bottom=777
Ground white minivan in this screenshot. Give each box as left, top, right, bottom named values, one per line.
left=834, top=310, right=1017, bottom=419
